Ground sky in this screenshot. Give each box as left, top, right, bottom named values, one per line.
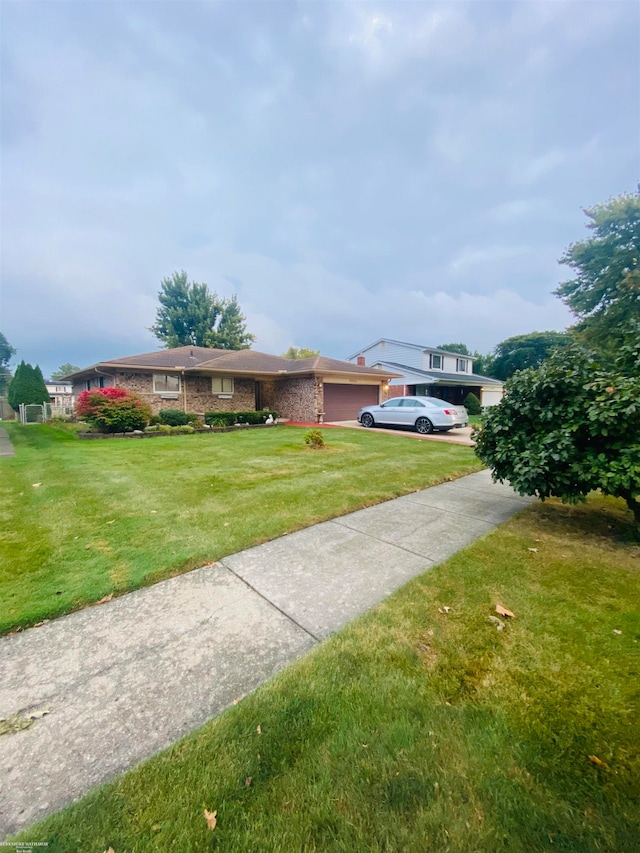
left=1, top=0, right=638, bottom=378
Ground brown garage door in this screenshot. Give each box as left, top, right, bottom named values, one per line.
left=323, top=384, right=379, bottom=421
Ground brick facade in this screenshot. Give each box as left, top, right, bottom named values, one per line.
left=261, top=377, right=320, bottom=422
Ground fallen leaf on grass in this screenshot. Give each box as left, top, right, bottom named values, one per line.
left=496, top=604, right=515, bottom=618
left=106, top=520, right=115, bottom=525
left=104, top=848, right=115, bottom=853
left=256, top=725, right=261, bottom=734
left=613, top=630, right=622, bottom=635
left=438, top=606, right=452, bottom=614
left=245, top=776, right=252, bottom=787
left=32, top=483, right=42, bottom=488
left=233, top=697, right=241, bottom=705
left=528, top=547, right=538, bottom=553
left=95, top=594, right=113, bottom=605
left=588, top=755, right=609, bottom=769
left=488, top=616, right=505, bottom=631
left=204, top=809, right=217, bottom=830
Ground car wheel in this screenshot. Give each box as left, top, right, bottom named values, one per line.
left=361, top=412, right=375, bottom=428
left=415, top=417, right=433, bottom=435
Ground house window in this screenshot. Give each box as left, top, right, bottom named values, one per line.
left=153, top=373, right=181, bottom=394
left=212, top=377, right=234, bottom=394
left=430, top=354, right=442, bottom=369
left=456, top=359, right=468, bottom=372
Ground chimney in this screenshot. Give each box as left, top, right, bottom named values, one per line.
left=357, top=356, right=365, bottom=366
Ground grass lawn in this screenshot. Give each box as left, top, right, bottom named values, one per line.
left=14, top=494, right=639, bottom=851
left=0, top=422, right=481, bottom=634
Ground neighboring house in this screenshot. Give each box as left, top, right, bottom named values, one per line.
left=65, top=346, right=401, bottom=423
left=45, top=379, right=74, bottom=409
left=348, top=339, right=504, bottom=407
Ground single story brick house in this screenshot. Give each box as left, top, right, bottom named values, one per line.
left=348, top=339, right=504, bottom=407
left=66, top=346, right=401, bottom=423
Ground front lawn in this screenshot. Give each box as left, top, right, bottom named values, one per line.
left=0, top=422, right=481, bottom=634
left=14, top=493, right=640, bottom=851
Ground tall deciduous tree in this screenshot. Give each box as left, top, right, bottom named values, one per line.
left=491, top=331, right=570, bottom=380
left=150, top=271, right=254, bottom=350
left=50, top=363, right=80, bottom=380
left=0, top=332, right=16, bottom=396
left=7, top=361, right=50, bottom=411
left=437, top=343, right=471, bottom=356
left=556, top=189, right=640, bottom=356
left=282, top=347, right=320, bottom=359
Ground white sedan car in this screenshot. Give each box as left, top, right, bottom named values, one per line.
left=358, top=396, right=468, bottom=434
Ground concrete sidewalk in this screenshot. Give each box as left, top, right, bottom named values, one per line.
left=0, top=470, right=534, bottom=838
left=0, top=427, right=15, bottom=457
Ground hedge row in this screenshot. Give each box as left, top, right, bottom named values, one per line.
left=204, top=410, right=278, bottom=426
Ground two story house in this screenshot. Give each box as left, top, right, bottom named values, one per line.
left=348, top=339, right=504, bottom=407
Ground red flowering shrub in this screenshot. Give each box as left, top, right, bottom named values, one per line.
left=76, top=388, right=152, bottom=432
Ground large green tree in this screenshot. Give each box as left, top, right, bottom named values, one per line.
left=7, top=361, right=50, bottom=411
left=150, top=271, right=254, bottom=350
left=50, top=363, right=80, bottom=380
left=0, top=332, right=16, bottom=396
left=437, top=343, right=471, bottom=356
left=556, top=189, right=640, bottom=356
left=490, top=331, right=570, bottom=380
left=282, top=347, right=320, bottom=359
left=214, top=294, right=256, bottom=350
left=475, top=339, right=640, bottom=531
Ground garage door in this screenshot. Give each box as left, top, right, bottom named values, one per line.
left=324, top=384, right=379, bottom=421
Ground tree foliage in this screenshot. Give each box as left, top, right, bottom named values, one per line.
left=7, top=361, right=50, bottom=411
left=490, top=331, right=570, bottom=380
left=50, top=363, right=80, bottom=380
left=463, top=392, right=482, bottom=416
left=0, top=332, right=16, bottom=396
left=76, top=387, right=152, bottom=432
left=150, top=271, right=255, bottom=350
left=282, top=347, right=321, bottom=359
left=437, top=343, right=471, bottom=356
left=474, top=341, right=640, bottom=530
left=556, top=189, right=640, bottom=356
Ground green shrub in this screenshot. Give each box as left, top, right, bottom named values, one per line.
left=475, top=341, right=640, bottom=530
left=205, top=411, right=237, bottom=426
left=186, top=412, right=202, bottom=426
left=149, top=414, right=162, bottom=426
left=236, top=410, right=278, bottom=425
left=304, top=429, right=325, bottom=448
left=144, top=424, right=172, bottom=434
left=464, top=392, right=482, bottom=416
left=159, top=409, right=189, bottom=427
left=169, top=425, right=195, bottom=434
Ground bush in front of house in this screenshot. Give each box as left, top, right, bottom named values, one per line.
left=204, top=410, right=278, bottom=426
left=159, top=409, right=190, bottom=427
left=76, top=388, right=152, bottom=433
left=304, top=429, right=325, bottom=448
left=205, top=411, right=237, bottom=427
left=464, top=392, right=482, bottom=416
left=236, top=410, right=278, bottom=425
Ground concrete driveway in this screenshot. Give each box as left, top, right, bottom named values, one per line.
left=326, top=421, right=475, bottom=446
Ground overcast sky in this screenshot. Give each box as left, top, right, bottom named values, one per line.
left=1, top=0, right=638, bottom=377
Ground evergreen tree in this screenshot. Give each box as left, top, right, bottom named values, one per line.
left=7, top=361, right=50, bottom=411
left=211, top=295, right=255, bottom=350
left=150, top=271, right=255, bottom=350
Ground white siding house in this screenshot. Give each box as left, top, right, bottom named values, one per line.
left=348, top=339, right=504, bottom=407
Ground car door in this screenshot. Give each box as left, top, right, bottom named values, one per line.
left=398, top=397, right=424, bottom=426
left=376, top=397, right=404, bottom=425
